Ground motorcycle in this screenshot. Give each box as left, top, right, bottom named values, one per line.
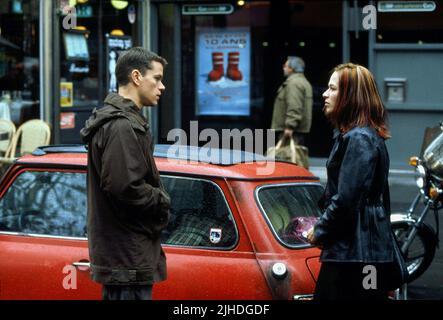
left=391, top=122, right=443, bottom=283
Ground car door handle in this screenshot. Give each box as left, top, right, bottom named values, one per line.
left=72, top=261, right=91, bottom=269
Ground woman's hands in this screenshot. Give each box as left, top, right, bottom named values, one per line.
left=306, top=227, right=322, bottom=248
left=306, top=227, right=315, bottom=243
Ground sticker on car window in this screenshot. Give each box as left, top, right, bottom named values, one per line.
left=209, top=228, right=222, bottom=244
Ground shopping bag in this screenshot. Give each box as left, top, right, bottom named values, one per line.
left=295, top=144, right=309, bottom=169
left=266, top=136, right=309, bottom=169
left=266, top=136, right=296, bottom=163
left=280, top=216, right=319, bottom=244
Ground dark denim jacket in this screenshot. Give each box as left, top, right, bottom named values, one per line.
left=314, top=127, right=394, bottom=263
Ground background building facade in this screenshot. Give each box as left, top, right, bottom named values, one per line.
left=0, top=0, right=442, bottom=166
left=151, top=0, right=443, bottom=167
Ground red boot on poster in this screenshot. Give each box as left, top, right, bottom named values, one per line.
left=227, top=52, right=243, bottom=81
left=208, top=52, right=224, bottom=82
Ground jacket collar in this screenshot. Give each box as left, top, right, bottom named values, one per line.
left=326, top=129, right=343, bottom=167
left=104, top=93, right=141, bottom=113
left=280, top=73, right=305, bottom=89
left=286, top=72, right=304, bottom=81
left=333, top=129, right=341, bottom=139
left=103, top=93, right=148, bottom=129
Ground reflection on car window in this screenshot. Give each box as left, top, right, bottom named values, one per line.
left=0, top=171, right=86, bottom=238
left=257, top=184, right=323, bottom=246
left=161, top=176, right=236, bottom=248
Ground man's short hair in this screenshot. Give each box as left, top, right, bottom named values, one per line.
left=115, top=47, right=167, bottom=86
left=287, top=56, right=305, bottom=73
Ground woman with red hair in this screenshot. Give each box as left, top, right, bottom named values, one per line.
left=307, top=63, right=395, bottom=300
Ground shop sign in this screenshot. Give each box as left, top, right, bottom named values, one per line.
left=195, top=27, right=251, bottom=116
left=69, top=63, right=89, bottom=74
left=63, top=33, right=89, bottom=61
left=60, top=82, right=73, bottom=107
left=12, top=0, right=23, bottom=14
left=182, top=4, right=234, bottom=15
left=60, top=112, right=76, bottom=130
left=378, top=1, right=436, bottom=12
left=76, top=5, right=93, bottom=18
left=106, top=35, right=133, bottom=93
left=128, top=4, right=136, bottom=24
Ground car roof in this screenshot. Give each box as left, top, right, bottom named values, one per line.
left=17, top=144, right=319, bottom=181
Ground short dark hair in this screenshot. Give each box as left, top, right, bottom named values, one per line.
left=115, top=47, right=167, bottom=86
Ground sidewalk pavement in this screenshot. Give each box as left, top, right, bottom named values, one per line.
left=309, top=157, right=416, bottom=187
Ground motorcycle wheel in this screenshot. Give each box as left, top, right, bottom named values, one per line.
left=392, top=221, right=437, bottom=283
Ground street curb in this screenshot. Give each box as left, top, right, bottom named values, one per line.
left=309, top=164, right=415, bottom=186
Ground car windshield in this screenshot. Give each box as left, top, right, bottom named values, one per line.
left=256, top=183, right=323, bottom=247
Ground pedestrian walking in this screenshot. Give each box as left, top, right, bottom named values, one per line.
left=270, top=56, right=313, bottom=168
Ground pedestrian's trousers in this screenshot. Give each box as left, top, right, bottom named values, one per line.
left=102, top=284, right=153, bottom=300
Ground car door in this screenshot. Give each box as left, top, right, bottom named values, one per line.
left=155, top=175, right=271, bottom=299
left=0, top=168, right=100, bottom=299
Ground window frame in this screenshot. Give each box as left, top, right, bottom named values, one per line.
left=255, top=182, right=324, bottom=249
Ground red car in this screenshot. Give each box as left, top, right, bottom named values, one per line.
left=0, top=145, right=322, bottom=300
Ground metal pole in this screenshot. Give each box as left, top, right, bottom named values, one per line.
left=39, top=0, right=54, bottom=125
left=401, top=202, right=431, bottom=253
left=173, top=4, right=181, bottom=131
left=407, top=192, right=422, bottom=218
left=141, top=0, right=157, bottom=142
left=98, top=1, right=104, bottom=104
left=368, top=0, right=376, bottom=71
left=342, top=0, right=350, bottom=63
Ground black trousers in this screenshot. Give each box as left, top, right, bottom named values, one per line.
left=102, top=285, right=153, bottom=300
left=314, top=262, right=389, bottom=301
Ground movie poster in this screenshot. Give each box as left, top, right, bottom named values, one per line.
left=196, top=28, right=250, bottom=116
left=105, top=35, right=132, bottom=93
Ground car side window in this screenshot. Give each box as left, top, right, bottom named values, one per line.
left=0, top=171, right=87, bottom=238
left=257, top=183, right=323, bottom=246
left=161, top=176, right=237, bottom=249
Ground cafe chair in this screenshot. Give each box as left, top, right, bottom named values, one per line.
left=6, top=119, right=51, bottom=158
left=0, top=119, right=16, bottom=157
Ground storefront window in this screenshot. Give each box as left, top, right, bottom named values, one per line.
left=376, top=1, right=443, bottom=43
left=58, top=0, right=139, bottom=143
left=287, top=1, right=342, bottom=157
left=0, top=0, right=40, bottom=127
left=182, top=1, right=269, bottom=117
left=159, top=1, right=341, bottom=157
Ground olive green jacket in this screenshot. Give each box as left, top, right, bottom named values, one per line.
left=271, top=73, right=313, bottom=133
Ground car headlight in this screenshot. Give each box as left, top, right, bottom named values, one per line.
left=415, top=165, right=426, bottom=189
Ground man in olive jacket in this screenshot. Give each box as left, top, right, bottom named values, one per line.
left=80, top=48, right=170, bottom=300
left=271, top=56, right=313, bottom=146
